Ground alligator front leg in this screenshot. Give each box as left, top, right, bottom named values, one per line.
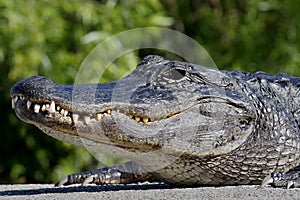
left=55, top=161, right=156, bottom=187
left=261, top=165, right=300, bottom=188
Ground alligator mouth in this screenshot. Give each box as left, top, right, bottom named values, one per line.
left=12, top=91, right=253, bottom=155
left=11, top=94, right=164, bottom=127
left=12, top=93, right=249, bottom=129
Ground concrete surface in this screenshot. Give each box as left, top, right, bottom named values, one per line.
left=0, top=183, right=300, bottom=200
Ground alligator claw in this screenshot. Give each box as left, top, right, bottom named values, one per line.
left=54, top=177, right=69, bottom=187
left=82, top=175, right=94, bottom=186
left=287, top=181, right=294, bottom=189
left=261, top=174, right=274, bottom=187
left=55, top=174, right=97, bottom=186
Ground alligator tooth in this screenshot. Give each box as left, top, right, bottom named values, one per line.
left=12, top=96, right=19, bottom=109
left=64, top=110, right=68, bottom=117
left=14, top=96, right=19, bottom=103
left=84, top=116, right=91, bottom=124
left=72, top=114, right=79, bottom=123
left=45, top=104, right=50, bottom=109
left=107, top=109, right=111, bottom=115
left=11, top=99, right=15, bottom=109
left=60, top=108, right=65, bottom=115
left=142, top=117, right=149, bottom=124
left=48, top=101, right=56, bottom=113
left=34, top=104, right=40, bottom=113
left=27, top=100, right=32, bottom=109
left=134, top=116, right=141, bottom=122
left=20, top=96, right=25, bottom=100
left=96, top=113, right=103, bottom=121
left=56, top=105, right=60, bottom=111
left=41, top=104, right=46, bottom=111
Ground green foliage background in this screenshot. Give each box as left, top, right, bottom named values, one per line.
left=1, top=0, right=300, bottom=183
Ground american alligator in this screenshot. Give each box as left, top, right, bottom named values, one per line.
left=10, top=55, right=300, bottom=188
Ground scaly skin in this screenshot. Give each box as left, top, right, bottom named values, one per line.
left=10, top=55, right=300, bottom=188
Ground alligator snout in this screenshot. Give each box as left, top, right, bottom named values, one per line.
left=10, top=76, right=55, bottom=100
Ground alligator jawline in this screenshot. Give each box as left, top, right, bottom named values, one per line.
left=11, top=95, right=182, bottom=127
left=12, top=93, right=248, bottom=130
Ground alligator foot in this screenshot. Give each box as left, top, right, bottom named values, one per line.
left=55, top=161, right=156, bottom=187
left=261, top=166, right=300, bottom=188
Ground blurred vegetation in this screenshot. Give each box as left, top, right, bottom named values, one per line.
left=162, top=0, right=300, bottom=75
left=1, top=0, right=300, bottom=183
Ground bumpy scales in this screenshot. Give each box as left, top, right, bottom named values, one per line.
left=10, top=55, right=300, bottom=188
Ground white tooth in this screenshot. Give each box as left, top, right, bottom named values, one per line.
left=60, top=109, right=65, bottom=115
left=72, top=114, right=79, bottom=123
left=64, top=110, right=68, bottom=117
left=48, top=101, right=55, bottom=113
left=45, top=104, right=50, bottom=109
left=107, top=109, right=111, bottom=115
left=27, top=100, right=32, bottom=109
left=134, top=116, right=140, bottom=122
left=34, top=104, right=40, bottom=113
left=12, top=96, right=19, bottom=108
left=41, top=104, right=46, bottom=111
left=96, top=113, right=103, bottom=121
left=20, top=96, right=25, bottom=100
left=84, top=116, right=91, bottom=124
left=143, top=117, right=149, bottom=124
left=11, top=99, right=15, bottom=109
left=56, top=105, right=60, bottom=111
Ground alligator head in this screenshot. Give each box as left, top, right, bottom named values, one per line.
left=10, top=55, right=256, bottom=170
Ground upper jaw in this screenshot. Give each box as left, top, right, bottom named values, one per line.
left=10, top=92, right=177, bottom=131
left=11, top=89, right=250, bottom=132
left=9, top=75, right=186, bottom=128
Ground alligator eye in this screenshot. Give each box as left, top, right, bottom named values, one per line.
left=162, top=68, right=187, bottom=81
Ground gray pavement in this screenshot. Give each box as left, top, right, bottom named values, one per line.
left=0, top=183, right=300, bottom=200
